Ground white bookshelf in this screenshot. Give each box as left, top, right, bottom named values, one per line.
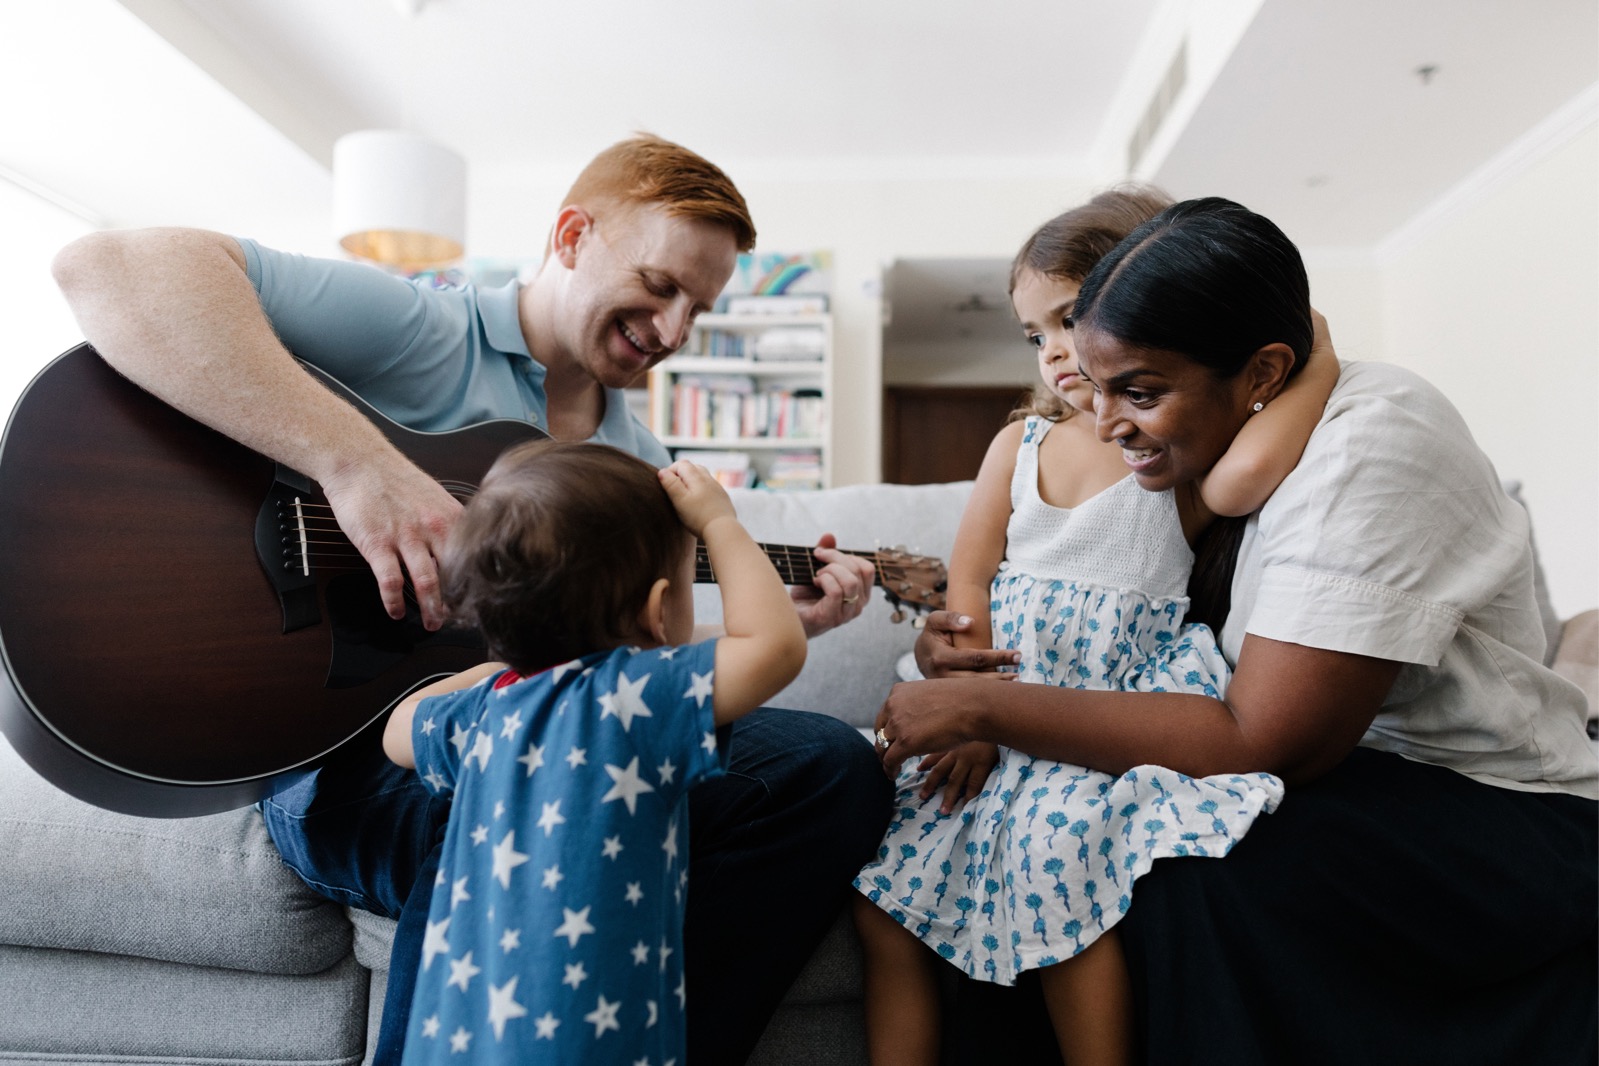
left=648, top=311, right=832, bottom=489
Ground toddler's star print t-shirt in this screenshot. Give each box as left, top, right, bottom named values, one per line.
left=404, top=641, right=722, bottom=1064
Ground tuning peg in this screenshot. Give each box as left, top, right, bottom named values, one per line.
left=890, top=609, right=906, bottom=624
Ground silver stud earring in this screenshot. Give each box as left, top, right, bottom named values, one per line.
left=1252, top=401, right=1265, bottom=413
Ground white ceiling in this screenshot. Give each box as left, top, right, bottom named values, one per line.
left=1, top=0, right=1594, bottom=303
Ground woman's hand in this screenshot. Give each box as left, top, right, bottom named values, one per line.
left=917, top=741, right=1000, bottom=814
left=913, top=611, right=1021, bottom=678
left=874, top=677, right=991, bottom=772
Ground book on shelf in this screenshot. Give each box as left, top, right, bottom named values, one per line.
left=763, top=449, right=823, bottom=491
left=669, top=378, right=823, bottom=441
left=670, top=449, right=753, bottom=488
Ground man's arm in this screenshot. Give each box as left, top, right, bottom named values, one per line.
left=52, top=228, right=462, bottom=628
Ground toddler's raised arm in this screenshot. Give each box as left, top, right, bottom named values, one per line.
left=659, top=461, right=806, bottom=724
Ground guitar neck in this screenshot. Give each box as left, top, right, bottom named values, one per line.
left=695, top=542, right=881, bottom=588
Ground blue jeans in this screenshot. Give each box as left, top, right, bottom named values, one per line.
left=261, top=707, right=891, bottom=1064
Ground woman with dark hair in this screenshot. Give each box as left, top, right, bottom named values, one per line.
left=876, top=198, right=1597, bottom=1064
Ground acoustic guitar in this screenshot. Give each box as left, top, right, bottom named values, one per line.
left=0, top=345, right=945, bottom=818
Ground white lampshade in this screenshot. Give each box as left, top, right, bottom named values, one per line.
left=333, top=130, right=466, bottom=270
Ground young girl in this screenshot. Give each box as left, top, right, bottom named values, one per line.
left=382, top=441, right=805, bottom=1064
left=853, top=189, right=1339, bottom=1066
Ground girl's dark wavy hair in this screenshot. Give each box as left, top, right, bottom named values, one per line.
left=1007, top=185, right=1174, bottom=424
left=1071, top=197, right=1315, bottom=631
left=440, top=440, right=690, bottom=675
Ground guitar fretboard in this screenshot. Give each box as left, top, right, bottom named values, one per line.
left=694, top=542, right=882, bottom=587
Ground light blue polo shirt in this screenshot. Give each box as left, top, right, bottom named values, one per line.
left=237, top=238, right=669, bottom=465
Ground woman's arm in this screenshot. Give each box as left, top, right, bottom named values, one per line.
left=382, top=661, right=508, bottom=768
left=877, top=634, right=1400, bottom=785
left=1196, top=311, right=1340, bottom=518
left=946, top=421, right=1024, bottom=652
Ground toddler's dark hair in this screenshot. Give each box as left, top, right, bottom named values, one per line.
left=440, top=440, right=691, bottom=674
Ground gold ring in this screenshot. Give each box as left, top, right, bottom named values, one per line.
left=875, top=728, right=889, bottom=749
left=843, top=595, right=859, bottom=605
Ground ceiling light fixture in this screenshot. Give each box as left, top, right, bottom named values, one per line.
left=332, top=129, right=466, bottom=271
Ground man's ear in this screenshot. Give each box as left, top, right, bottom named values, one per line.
left=550, top=205, right=593, bottom=269
left=636, top=577, right=671, bottom=645
left=1247, top=342, right=1297, bottom=407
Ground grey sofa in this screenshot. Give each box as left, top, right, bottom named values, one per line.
left=2, top=478, right=1592, bottom=1064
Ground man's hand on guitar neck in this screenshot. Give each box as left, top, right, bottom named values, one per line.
left=320, top=448, right=464, bottom=630
left=790, top=533, right=875, bottom=639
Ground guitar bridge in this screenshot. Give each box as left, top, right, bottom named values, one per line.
left=254, top=464, right=322, bottom=633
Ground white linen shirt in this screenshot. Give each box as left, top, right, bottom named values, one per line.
left=1222, top=360, right=1596, bottom=798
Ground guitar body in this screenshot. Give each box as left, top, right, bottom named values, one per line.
left=0, top=345, right=542, bottom=816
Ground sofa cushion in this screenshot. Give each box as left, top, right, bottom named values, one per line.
left=0, top=733, right=352, bottom=974
left=696, top=481, right=973, bottom=727
left=0, top=943, right=366, bottom=1063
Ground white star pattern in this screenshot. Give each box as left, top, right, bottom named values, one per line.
left=602, top=757, right=656, bottom=815
left=631, top=939, right=650, bottom=965
left=447, top=951, right=481, bottom=992
left=423, top=768, right=448, bottom=792
left=493, top=800, right=506, bottom=820
left=625, top=882, right=644, bottom=906
left=599, top=673, right=654, bottom=732
left=518, top=743, right=545, bottom=777
left=487, top=976, right=528, bottom=1040
left=541, top=864, right=564, bottom=890
left=499, top=711, right=523, bottom=739
left=584, top=995, right=623, bottom=1038
left=449, top=723, right=472, bottom=757
left=421, top=917, right=450, bottom=970
left=657, top=646, right=677, bottom=660
left=492, top=831, right=530, bottom=889
left=565, top=746, right=588, bottom=768
left=421, top=1014, right=440, bottom=1037
left=646, top=1001, right=659, bottom=1028
left=562, top=962, right=588, bottom=989
left=659, top=938, right=674, bottom=973
left=550, top=659, right=580, bottom=684
left=657, top=758, right=677, bottom=785
left=450, top=876, right=471, bottom=909
left=499, top=927, right=521, bottom=953
left=554, top=906, right=596, bottom=948
left=469, top=823, right=489, bottom=846
left=662, top=819, right=680, bottom=864
left=701, top=731, right=717, bottom=755
left=536, top=801, right=566, bottom=836
left=468, top=730, right=494, bottom=771
left=535, top=1012, right=560, bottom=1040
left=419, top=716, right=436, bottom=736
left=675, top=973, right=688, bottom=1009
left=450, top=1026, right=472, bottom=1052
left=683, top=670, right=714, bottom=707
left=602, top=836, right=624, bottom=860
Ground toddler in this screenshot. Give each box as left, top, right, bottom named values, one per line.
left=383, top=440, right=805, bottom=1063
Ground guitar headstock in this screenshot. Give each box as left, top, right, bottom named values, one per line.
left=874, top=547, right=947, bottom=623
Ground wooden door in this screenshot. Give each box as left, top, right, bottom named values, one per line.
left=882, top=385, right=1030, bottom=484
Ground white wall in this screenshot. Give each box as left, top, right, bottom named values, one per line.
left=0, top=186, right=93, bottom=419
left=1379, top=122, right=1598, bottom=618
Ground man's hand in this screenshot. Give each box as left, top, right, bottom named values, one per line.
left=320, top=453, right=464, bottom=631
left=791, top=533, right=874, bottom=638
left=914, top=610, right=1021, bottom=678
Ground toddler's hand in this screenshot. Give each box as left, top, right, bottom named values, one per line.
left=658, top=460, right=737, bottom=539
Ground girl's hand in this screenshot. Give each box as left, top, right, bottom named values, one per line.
left=658, top=460, right=736, bottom=539
left=914, top=611, right=1021, bottom=678
left=917, top=741, right=1000, bottom=814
